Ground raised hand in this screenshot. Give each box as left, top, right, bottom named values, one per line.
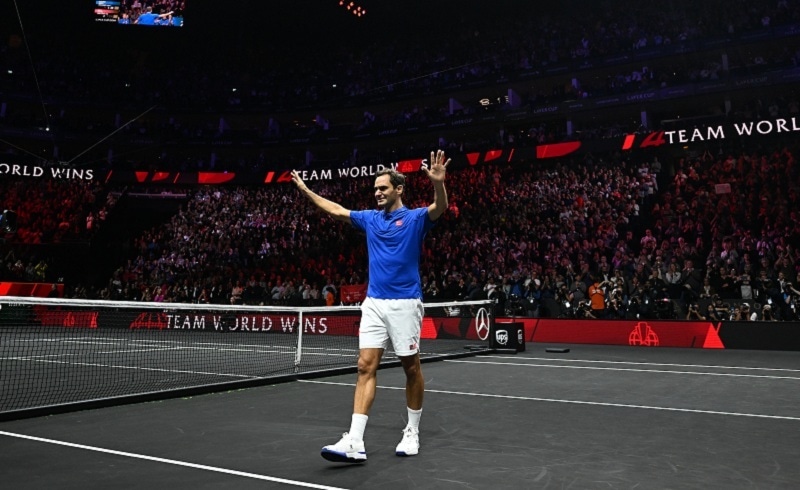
left=291, top=170, right=308, bottom=191
left=424, top=149, right=450, bottom=184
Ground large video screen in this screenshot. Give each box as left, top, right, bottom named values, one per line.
left=94, top=1, right=186, bottom=27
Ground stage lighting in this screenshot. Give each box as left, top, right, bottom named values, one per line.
left=337, top=0, right=366, bottom=18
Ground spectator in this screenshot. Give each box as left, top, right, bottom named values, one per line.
left=761, top=303, right=777, bottom=321
left=588, top=275, right=607, bottom=318
left=734, top=303, right=758, bottom=321
left=685, top=303, right=706, bottom=321
left=706, top=303, right=722, bottom=322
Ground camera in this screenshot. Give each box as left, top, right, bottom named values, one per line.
left=0, top=209, right=18, bottom=233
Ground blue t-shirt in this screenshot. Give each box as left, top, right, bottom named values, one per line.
left=137, top=13, right=158, bottom=25
left=350, top=206, right=435, bottom=299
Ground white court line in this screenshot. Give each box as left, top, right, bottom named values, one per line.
left=0, top=431, right=348, bottom=490
left=4, top=350, right=287, bottom=362
left=2, top=353, right=79, bottom=360
left=446, top=359, right=800, bottom=381
left=20, top=337, right=131, bottom=343
left=63, top=341, right=124, bottom=346
left=302, top=352, right=359, bottom=358
left=300, top=380, right=800, bottom=422
left=98, top=347, right=190, bottom=355
left=128, top=339, right=292, bottom=346
left=6, top=358, right=255, bottom=378
left=3, top=348, right=346, bottom=362
left=485, top=355, right=800, bottom=373
left=96, top=347, right=292, bottom=355
left=17, top=337, right=358, bottom=354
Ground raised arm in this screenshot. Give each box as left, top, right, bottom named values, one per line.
left=424, top=149, right=450, bottom=221
left=291, top=170, right=352, bottom=223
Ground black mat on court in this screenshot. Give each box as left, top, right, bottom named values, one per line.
left=2, top=343, right=799, bottom=489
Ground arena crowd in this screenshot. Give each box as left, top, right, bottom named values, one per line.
left=2, top=0, right=800, bottom=322
left=4, top=139, right=796, bottom=321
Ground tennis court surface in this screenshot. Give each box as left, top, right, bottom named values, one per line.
left=2, top=343, right=799, bottom=489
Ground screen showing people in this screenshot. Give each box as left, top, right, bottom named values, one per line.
left=94, top=1, right=185, bottom=27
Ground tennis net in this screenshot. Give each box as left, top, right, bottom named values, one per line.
left=0, top=296, right=493, bottom=420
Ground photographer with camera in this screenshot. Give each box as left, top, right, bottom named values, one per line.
left=733, top=302, right=758, bottom=321
left=761, top=303, right=778, bottom=321
left=705, top=303, right=722, bottom=322
left=556, top=283, right=575, bottom=318
left=711, top=294, right=729, bottom=320
left=685, top=303, right=706, bottom=321
left=755, top=267, right=780, bottom=302
left=782, top=282, right=800, bottom=320
left=626, top=284, right=645, bottom=319
left=606, top=284, right=626, bottom=319
left=576, top=299, right=597, bottom=319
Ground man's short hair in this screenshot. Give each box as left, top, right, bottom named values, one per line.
left=376, top=169, right=406, bottom=189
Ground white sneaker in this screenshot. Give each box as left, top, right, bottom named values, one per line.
left=395, top=426, right=419, bottom=456
left=321, top=433, right=367, bottom=463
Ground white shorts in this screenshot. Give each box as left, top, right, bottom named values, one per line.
left=359, top=297, right=424, bottom=356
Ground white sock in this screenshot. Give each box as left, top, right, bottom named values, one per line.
left=406, top=407, right=422, bottom=430
left=349, top=413, right=368, bottom=441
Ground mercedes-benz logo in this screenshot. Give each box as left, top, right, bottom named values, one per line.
left=475, top=307, right=490, bottom=341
